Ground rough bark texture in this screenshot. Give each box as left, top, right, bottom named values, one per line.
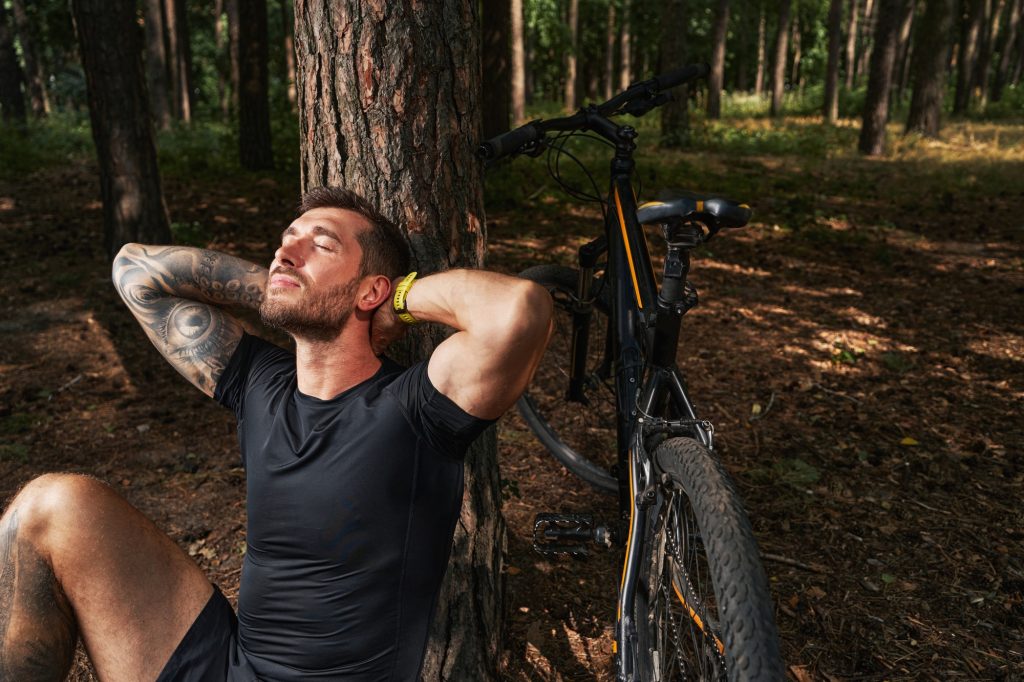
left=824, top=0, right=843, bottom=121
left=0, top=3, right=26, bottom=124
left=906, top=0, right=955, bottom=134
left=238, top=0, right=273, bottom=170
left=845, top=0, right=861, bottom=88
left=955, top=0, right=986, bottom=113
left=565, top=0, right=579, bottom=110
left=482, top=0, right=511, bottom=139
left=293, top=2, right=504, bottom=679
left=708, top=0, right=730, bottom=118
left=70, top=0, right=171, bottom=259
left=10, top=0, right=48, bottom=117
left=620, top=0, right=632, bottom=88
left=771, top=0, right=792, bottom=116
left=859, top=0, right=905, bottom=154
left=660, top=0, right=690, bottom=148
left=511, top=0, right=525, bottom=123
left=143, top=0, right=172, bottom=130
left=992, top=0, right=1022, bottom=99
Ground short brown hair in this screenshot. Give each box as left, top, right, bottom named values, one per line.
left=298, top=187, right=410, bottom=280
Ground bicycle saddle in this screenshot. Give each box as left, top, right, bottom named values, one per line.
left=636, top=190, right=751, bottom=230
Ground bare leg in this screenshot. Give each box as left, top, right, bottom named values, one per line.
left=0, top=474, right=214, bottom=682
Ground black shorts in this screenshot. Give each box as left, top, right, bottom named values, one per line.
left=156, top=585, right=260, bottom=682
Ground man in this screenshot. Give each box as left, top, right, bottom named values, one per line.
left=0, top=187, right=552, bottom=680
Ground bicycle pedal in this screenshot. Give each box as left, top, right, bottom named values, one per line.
left=532, top=513, right=610, bottom=558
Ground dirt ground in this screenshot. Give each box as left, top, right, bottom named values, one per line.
left=1, top=125, right=1022, bottom=680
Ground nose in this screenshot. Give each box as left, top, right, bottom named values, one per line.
left=274, top=237, right=305, bottom=269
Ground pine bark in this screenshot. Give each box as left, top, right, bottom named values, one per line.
left=859, top=0, right=906, bottom=155
left=906, top=0, right=955, bottom=135
left=605, top=1, right=616, bottom=99
left=660, top=0, right=690, bottom=148
left=755, top=3, right=766, bottom=96
left=293, top=2, right=504, bottom=677
left=70, top=0, right=171, bottom=258
left=771, top=0, right=792, bottom=117
left=824, top=0, right=844, bottom=121
left=992, top=0, right=1022, bottom=100
left=620, top=0, right=632, bottom=88
left=511, top=0, right=525, bottom=123
left=845, top=0, right=861, bottom=88
left=482, top=0, right=511, bottom=138
left=955, top=0, right=987, bottom=113
left=9, top=0, right=48, bottom=117
left=565, top=0, right=579, bottom=110
left=143, top=0, right=172, bottom=130
left=238, top=0, right=273, bottom=170
left=0, top=2, right=26, bottom=124
left=707, top=0, right=730, bottom=118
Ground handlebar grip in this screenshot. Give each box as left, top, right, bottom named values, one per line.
left=652, top=63, right=711, bottom=91
left=477, top=123, right=541, bottom=160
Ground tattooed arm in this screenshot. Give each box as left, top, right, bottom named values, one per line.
left=112, top=244, right=267, bottom=397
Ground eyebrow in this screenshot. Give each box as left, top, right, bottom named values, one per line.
left=281, top=224, right=343, bottom=243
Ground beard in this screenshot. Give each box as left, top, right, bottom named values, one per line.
left=260, top=272, right=360, bottom=342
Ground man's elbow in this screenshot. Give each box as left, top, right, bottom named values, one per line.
left=505, top=280, right=554, bottom=348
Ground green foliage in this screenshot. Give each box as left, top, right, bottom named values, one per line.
left=0, top=113, right=92, bottom=181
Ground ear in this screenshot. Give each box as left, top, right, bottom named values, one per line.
left=355, top=274, right=392, bottom=312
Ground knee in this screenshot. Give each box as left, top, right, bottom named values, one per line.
left=3, top=473, right=106, bottom=543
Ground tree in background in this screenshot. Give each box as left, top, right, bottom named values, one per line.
left=165, top=0, right=195, bottom=122
left=565, top=0, right=579, bottom=110
left=511, top=0, right=526, bottom=123
left=906, top=0, right=955, bottom=136
left=823, top=0, right=843, bottom=121
left=845, top=0, right=861, bottom=88
left=955, top=0, right=987, bottom=113
left=707, top=0, right=730, bottom=118
left=0, top=2, right=27, bottom=124
left=771, top=0, right=792, bottom=116
left=992, top=0, right=1022, bottom=100
left=294, top=1, right=504, bottom=678
left=660, top=0, right=690, bottom=147
left=70, top=0, right=171, bottom=258
left=620, top=0, right=632, bottom=88
left=238, top=0, right=273, bottom=170
left=859, top=0, right=906, bottom=154
left=10, top=0, right=49, bottom=117
left=484, top=0, right=512, bottom=138
left=143, top=0, right=172, bottom=130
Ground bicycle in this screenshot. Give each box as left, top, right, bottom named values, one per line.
left=479, top=63, right=784, bottom=681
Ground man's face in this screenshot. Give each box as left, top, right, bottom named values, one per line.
left=260, top=207, right=368, bottom=341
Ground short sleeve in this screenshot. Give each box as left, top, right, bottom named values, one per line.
left=384, top=361, right=495, bottom=458
left=214, top=333, right=293, bottom=418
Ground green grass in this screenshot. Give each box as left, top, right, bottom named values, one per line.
left=0, top=113, right=93, bottom=181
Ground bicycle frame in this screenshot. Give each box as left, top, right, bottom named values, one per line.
left=567, top=128, right=718, bottom=680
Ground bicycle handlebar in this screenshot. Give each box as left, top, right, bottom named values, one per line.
left=478, top=62, right=710, bottom=162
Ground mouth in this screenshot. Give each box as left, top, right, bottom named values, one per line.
left=269, top=270, right=302, bottom=289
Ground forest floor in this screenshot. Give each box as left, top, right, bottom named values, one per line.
left=1, top=117, right=1022, bottom=680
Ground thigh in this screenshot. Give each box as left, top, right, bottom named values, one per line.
left=15, top=474, right=215, bottom=682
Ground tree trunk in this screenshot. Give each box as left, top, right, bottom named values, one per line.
left=510, top=0, right=525, bottom=123
left=9, top=0, right=48, bottom=117
left=70, top=0, right=171, bottom=259
left=906, top=0, right=955, bottom=135
left=660, top=0, right=690, bottom=148
left=771, top=0, right=792, bottom=117
left=824, top=0, right=843, bottom=121
left=227, top=0, right=241, bottom=117
left=238, top=0, right=273, bottom=170
left=976, top=0, right=1005, bottom=102
left=164, top=0, right=191, bottom=121
left=1015, top=25, right=1024, bottom=83
left=605, top=1, right=616, bottom=99
left=215, top=0, right=230, bottom=119
left=177, top=0, right=195, bottom=120
left=620, top=0, right=632, bottom=88
left=293, top=3, right=504, bottom=679
left=790, top=13, right=802, bottom=89
left=859, top=0, right=905, bottom=154
left=565, top=0, right=579, bottom=110
left=707, top=0, right=730, bottom=118
left=955, top=0, right=986, bottom=113
left=143, top=0, right=172, bottom=130
left=893, top=0, right=916, bottom=103
left=0, top=2, right=26, bottom=124
left=755, top=2, right=766, bottom=96
left=280, top=0, right=297, bottom=107
left=856, top=0, right=877, bottom=83
left=992, top=0, right=1022, bottom=100
left=482, top=0, right=511, bottom=138
left=845, top=0, right=861, bottom=88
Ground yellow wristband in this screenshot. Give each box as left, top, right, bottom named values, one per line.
left=393, top=271, right=419, bottom=325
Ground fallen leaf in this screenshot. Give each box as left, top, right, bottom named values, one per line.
left=899, top=437, right=919, bottom=446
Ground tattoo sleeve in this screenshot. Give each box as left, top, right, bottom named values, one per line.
left=112, top=244, right=268, bottom=397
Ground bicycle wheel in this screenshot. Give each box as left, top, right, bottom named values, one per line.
left=634, top=437, right=783, bottom=681
left=517, top=265, right=618, bottom=492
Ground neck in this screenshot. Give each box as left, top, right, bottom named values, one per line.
left=292, top=324, right=381, bottom=400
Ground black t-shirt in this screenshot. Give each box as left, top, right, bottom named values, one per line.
left=214, top=333, right=493, bottom=680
